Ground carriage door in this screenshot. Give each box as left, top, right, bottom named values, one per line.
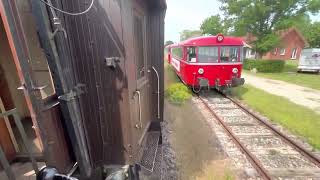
left=133, top=5, right=152, bottom=137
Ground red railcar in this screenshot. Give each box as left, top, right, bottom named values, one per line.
left=167, top=34, right=245, bottom=92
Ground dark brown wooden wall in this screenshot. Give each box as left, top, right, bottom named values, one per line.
left=51, top=0, right=133, bottom=167
left=41, top=0, right=165, bottom=168
left=148, top=8, right=165, bottom=122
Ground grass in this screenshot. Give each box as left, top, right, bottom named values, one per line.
left=193, top=160, right=234, bottom=180
left=244, top=60, right=320, bottom=90
left=232, top=85, right=320, bottom=150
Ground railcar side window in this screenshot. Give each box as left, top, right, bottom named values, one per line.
left=198, top=46, right=218, bottom=63
left=220, top=46, right=239, bottom=63
left=187, top=47, right=196, bottom=62
left=172, top=47, right=183, bottom=59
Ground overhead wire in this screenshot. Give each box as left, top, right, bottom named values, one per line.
left=39, top=0, right=95, bottom=16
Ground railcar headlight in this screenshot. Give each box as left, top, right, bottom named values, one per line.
left=198, top=68, right=204, bottom=75
left=216, top=34, right=224, bottom=42
left=232, top=68, right=238, bottom=74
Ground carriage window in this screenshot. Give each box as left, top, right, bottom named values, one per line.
left=187, top=47, right=196, bottom=62
left=198, top=46, right=218, bottom=63
left=172, top=47, right=183, bottom=60
left=220, top=46, right=239, bottom=63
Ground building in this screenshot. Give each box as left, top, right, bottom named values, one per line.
left=242, top=28, right=309, bottom=60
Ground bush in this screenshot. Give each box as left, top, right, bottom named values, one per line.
left=243, top=59, right=285, bottom=73
left=165, top=83, right=192, bottom=105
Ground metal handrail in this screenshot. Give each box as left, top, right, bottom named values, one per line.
left=151, top=66, right=160, bottom=119
left=134, top=90, right=142, bottom=129
left=0, top=108, right=39, bottom=180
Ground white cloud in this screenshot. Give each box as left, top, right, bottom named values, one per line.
left=165, top=0, right=221, bottom=42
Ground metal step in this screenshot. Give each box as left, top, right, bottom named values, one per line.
left=138, top=132, right=160, bottom=172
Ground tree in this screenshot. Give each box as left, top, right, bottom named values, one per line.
left=200, top=15, right=226, bottom=35
left=275, top=14, right=311, bottom=33
left=219, top=0, right=320, bottom=55
left=305, top=22, right=320, bottom=47
left=165, top=40, right=174, bottom=46
left=179, top=30, right=202, bottom=41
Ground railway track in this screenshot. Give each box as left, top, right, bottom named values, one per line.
left=197, top=92, right=320, bottom=179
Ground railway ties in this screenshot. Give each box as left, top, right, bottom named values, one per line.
left=198, top=93, right=320, bottom=180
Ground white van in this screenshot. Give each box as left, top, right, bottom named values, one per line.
left=298, top=48, right=320, bottom=73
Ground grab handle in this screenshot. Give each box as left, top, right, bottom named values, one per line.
left=133, top=90, right=142, bottom=129
left=151, top=67, right=160, bottom=119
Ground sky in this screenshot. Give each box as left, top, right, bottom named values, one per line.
left=165, top=0, right=320, bottom=43
left=165, top=0, right=221, bottom=42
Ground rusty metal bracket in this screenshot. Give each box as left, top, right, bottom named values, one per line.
left=105, top=57, right=120, bottom=69
left=50, top=17, right=67, bottom=39
left=58, top=84, right=86, bottom=102
left=18, top=83, right=48, bottom=91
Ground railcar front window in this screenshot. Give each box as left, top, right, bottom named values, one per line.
left=198, top=46, right=219, bottom=63
left=240, top=46, right=244, bottom=62
left=220, top=46, right=239, bottom=63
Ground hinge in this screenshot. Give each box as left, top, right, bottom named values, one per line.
left=58, top=83, right=86, bottom=102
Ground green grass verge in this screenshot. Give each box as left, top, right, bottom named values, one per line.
left=232, top=85, right=320, bottom=150
left=244, top=60, right=320, bottom=90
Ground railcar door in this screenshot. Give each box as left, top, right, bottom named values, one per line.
left=132, top=3, right=152, bottom=142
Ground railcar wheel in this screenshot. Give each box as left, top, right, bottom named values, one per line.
left=191, top=86, right=201, bottom=94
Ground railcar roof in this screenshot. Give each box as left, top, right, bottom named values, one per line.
left=171, top=36, right=244, bottom=47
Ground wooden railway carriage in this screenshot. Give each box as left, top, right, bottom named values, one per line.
left=0, top=0, right=166, bottom=179
left=167, top=35, right=245, bottom=92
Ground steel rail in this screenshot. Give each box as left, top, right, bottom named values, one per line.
left=225, top=95, right=320, bottom=167
left=198, top=95, right=272, bottom=180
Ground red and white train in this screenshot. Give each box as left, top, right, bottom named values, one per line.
left=166, top=34, right=245, bottom=92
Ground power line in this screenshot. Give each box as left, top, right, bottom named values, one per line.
left=39, top=0, right=94, bottom=16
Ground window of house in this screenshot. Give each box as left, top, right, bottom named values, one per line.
left=220, top=46, right=239, bottom=63
left=273, top=48, right=278, bottom=55
left=250, top=49, right=255, bottom=56
left=291, top=48, right=297, bottom=59
left=198, top=46, right=219, bottom=63
left=171, top=47, right=183, bottom=60
left=280, top=48, right=286, bottom=55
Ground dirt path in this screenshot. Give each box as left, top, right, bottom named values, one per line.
left=243, top=73, right=320, bottom=114
left=164, top=100, right=232, bottom=179
left=164, top=64, right=234, bottom=179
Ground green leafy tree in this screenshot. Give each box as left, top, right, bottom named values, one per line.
left=200, top=15, right=226, bottom=35
left=219, top=0, right=320, bottom=56
left=165, top=40, right=174, bottom=46
left=179, top=30, right=202, bottom=41
left=275, top=14, right=311, bottom=33
left=305, top=22, right=320, bottom=47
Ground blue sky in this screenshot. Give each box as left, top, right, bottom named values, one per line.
left=165, top=0, right=320, bottom=42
